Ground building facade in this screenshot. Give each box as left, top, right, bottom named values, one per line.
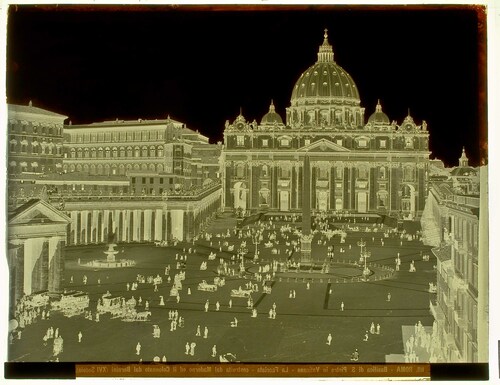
left=422, top=152, right=487, bottom=362
left=8, top=199, right=71, bottom=308
left=221, top=30, right=430, bottom=218
left=8, top=102, right=68, bottom=175
left=63, top=117, right=221, bottom=191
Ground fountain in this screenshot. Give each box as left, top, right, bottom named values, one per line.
left=80, top=232, right=136, bottom=269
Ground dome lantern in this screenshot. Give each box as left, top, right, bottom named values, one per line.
left=317, top=28, right=335, bottom=63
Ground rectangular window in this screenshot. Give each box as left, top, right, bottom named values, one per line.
left=160, top=178, right=164, bottom=184
left=280, top=138, right=290, bottom=147
left=262, top=139, right=268, bottom=147
left=132, top=177, right=136, bottom=183
left=357, top=139, right=367, bottom=148
left=336, top=139, right=343, bottom=146
left=304, top=139, right=310, bottom=146
left=169, top=178, right=173, bottom=184
left=380, top=139, right=386, bottom=148
left=142, top=177, right=146, bottom=184
left=237, top=136, right=245, bottom=146
left=150, top=177, right=154, bottom=184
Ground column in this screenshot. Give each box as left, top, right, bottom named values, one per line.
left=48, top=237, right=65, bottom=293
left=144, top=209, right=152, bottom=241
left=291, top=164, right=297, bottom=210
left=155, top=209, right=163, bottom=241
left=330, top=165, right=335, bottom=210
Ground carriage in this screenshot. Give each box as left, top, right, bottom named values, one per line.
left=51, top=291, right=89, bottom=318
left=230, top=287, right=252, bottom=298
left=197, top=280, right=218, bottom=292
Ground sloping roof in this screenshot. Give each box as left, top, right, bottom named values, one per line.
left=9, top=199, right=71, bottom=224
left=8, top=103, right=68, bottom=118
left=432, top=244, right=451, bottom=263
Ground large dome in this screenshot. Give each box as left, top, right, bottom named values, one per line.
left=290, top=30, right=360, bottom=105
left=286, top=30, right=364, bottom=129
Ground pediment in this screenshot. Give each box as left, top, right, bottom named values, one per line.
left=9, top=199, right=71, bottom=225
left=297, top=139, right=350, bottom=153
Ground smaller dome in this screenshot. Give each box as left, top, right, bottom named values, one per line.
left=368, top=100, right=390, bottom=124
left=261, top=101, right=283, bottom=125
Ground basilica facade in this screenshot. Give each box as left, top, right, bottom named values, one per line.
left=221, top=30, right=430, bottom=219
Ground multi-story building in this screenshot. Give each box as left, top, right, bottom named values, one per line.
left=422, top=151, right=487, bottom=362
left=63, top=117, right=221, bottom=191
left=8, top=101, right=68, bottom=175
left=221, top=30, right=430, bottom=218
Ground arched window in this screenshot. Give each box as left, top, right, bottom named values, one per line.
left=77, top=148, right=83, bottom=158
left=97, top=147, right=104, bottom=158
left=70, top=148, right=76, bottom=158
left=134, top=147, right=140, bottom=157
left=127, top=147, right=133, bottom=157
left=91, top=148, right=97, bottom=158
left=105, top=147, right=111, bottom=158
left=112, top=147, right=118, bottom=157
left=262, top=165, right=268, bottom=177
left=142, top=146, right=148, bottom=157
left=149, top=146, right=156, bottom=157
left=157, top=146, right=164, bottom=157
left=119, top=147, right=125, bottom=157
left=83, top=148, right=89, bottom=158
left=149, top=164, right=156, bottom=171
left=236, top=164, right=245, bottom=178
left=379, top=166, right=387, bottom=180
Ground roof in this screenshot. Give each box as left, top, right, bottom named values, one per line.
left=261, top=101, right=283, bottom=125
left=367, top=100, right=390, bottom=124
left=8, top=103, right=68, bottom=119
left=66, top=117, right=182, bottom=129
left=432, top=245, right=451, bottom=263
left=8, top=198, right=72, bottom=224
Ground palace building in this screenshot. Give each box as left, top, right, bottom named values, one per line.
left=221, top=30, right=430, bottom=218
left=8, top=102, right=68, bottom=175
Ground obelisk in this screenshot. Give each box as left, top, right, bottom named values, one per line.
left=301, top=154, right=312, bottom=263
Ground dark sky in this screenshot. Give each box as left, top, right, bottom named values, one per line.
left=6, top=5, right=485, bottom=167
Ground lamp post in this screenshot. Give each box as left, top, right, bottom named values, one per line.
left=253, top=232, right=261, bottom=262
left=361, top=250, right=371, bottom=279
left=357, top=238, right=366, bottom=264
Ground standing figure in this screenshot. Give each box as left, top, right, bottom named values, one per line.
left=341, top=302, right=344, bottom=311
left=326, top=333, right=332, bottom=345
left=136, top=342, right=141, bottom=355
left=78, top=331, right=82, bottom=343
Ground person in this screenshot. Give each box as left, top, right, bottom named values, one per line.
left=231, top=318, right=238, bottom=327
left=363, top=331, right=369, bottom=341
left=387, top=292, right=391, bottom=302
left=176, top=294, right=180, bottom=303
left=204, top=327, right=208, bottom=339
left=159, top=296, right=165, bottom=306
left=136, top=342, right=141, bottom=355
left=162, top=356, right=167, bottom=362
left=196, top=325, right=201, bottom=336
left=185, top=342, right=190, bottom=355
left=376, top=323, right=381, bottom=335
left=190, top=342, right=196, bottom=356
left=216, top=301, right=220, bottom=311
left=351, top=349, right=359, bottom=362
left=326, top=333, right=332, bottom=346
left=229, top=299, right=232, bottom=309
left=341, top=302, right=344, bottom=311
left=212, top=345, right=217, bottom=357
left=78, top=331, right=82, bottom=343
left=204, top=301, right=209, bottom=312
left=370, top=322, right=375, bottom=334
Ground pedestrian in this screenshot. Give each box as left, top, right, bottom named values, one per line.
left=376, top=324, right=381, bottom=335
left=216, top=301, right=220, bottom=311
left=205, top=300, right=209, bottom=312
left=326, top=333, right=332, bottom=345
left=363, top=332, right=369, bottom=342
left=204, top=327, right=208, bottom=339
left=370, top=322, right=375, bottom=334
left=387, top=292, right=391, bottom=302
left=136, top=342, right=141, bottom=355
left=341, top=302, right=344, bottom=311
left=190, top=342, right=196, bottom=356
left=159, top=296, right=165, bottom=306
left=78, top=331, right=82, bottom=343
left=162, top=356, right=167, bottom=362
left=176, top=294, right=180, bottom=303
left=187, top=287, right=191, bottom=295
left=212, top=345, right=217, bottom=357
left=196, top=325, right=201, bottom=336
left=229, top=299, right=232, bottom=309
left=185, top=342, right=190, bottom=355
left=145, top=301, right=149, bottom=310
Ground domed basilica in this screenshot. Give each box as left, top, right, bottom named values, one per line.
left=222, top=30, right=430, bottom=218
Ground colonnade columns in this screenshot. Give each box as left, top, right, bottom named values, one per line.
left=48, top=237, right=65, bottom=293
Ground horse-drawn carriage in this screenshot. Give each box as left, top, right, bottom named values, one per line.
left=214, top=277, right=226, bottom=287
left=230, top=287, right=253, bottom=298
left=51, top=290, right=89, bottom=318
left=197, top=280, right=218, bottom=292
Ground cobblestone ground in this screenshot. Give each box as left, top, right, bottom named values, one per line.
left=8, top=216, right=436, bottom=363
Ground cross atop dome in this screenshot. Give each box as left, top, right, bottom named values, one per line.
left=376, top=99, right=383, bottom=113
left=317, top=28, right=334, bottom=63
